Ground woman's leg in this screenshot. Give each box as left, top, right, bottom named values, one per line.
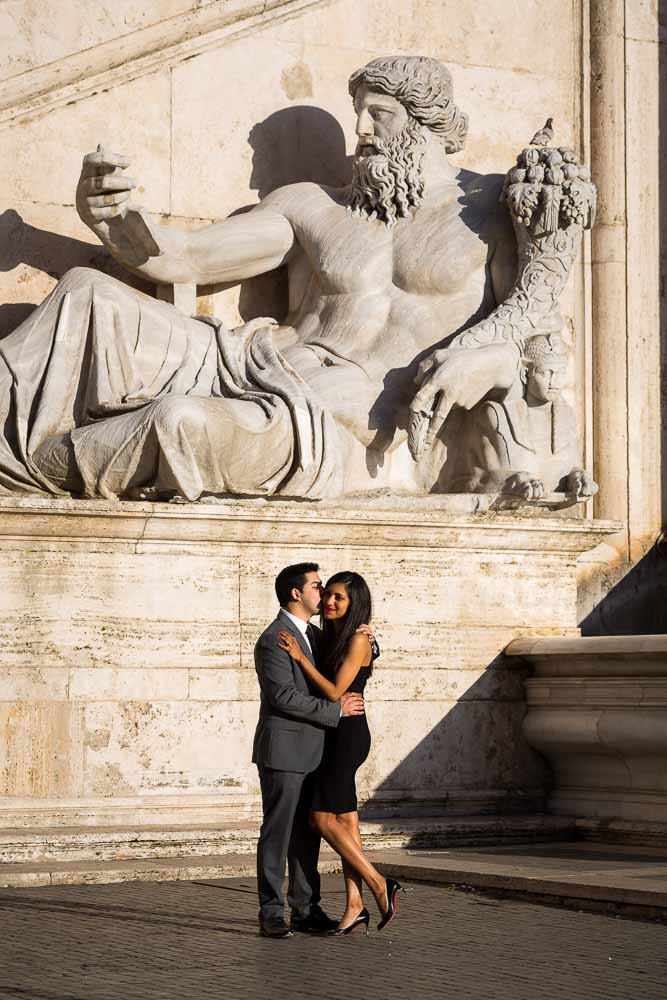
left=337, top=812, right=365, bottom=924
left=311, top=810, right=388, bottom=915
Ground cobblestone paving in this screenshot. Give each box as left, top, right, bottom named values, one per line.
left=0, top=875, right=665, bottom=1000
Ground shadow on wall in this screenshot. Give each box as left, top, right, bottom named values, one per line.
left=0, top=208, right=152, bottom=340
left=1, top=105, right=353, bottom=335
left=248, top=105, right=352, bottom=198
left=584, top=18, right=667, bottom=635
left=581, top=536, right=667, bottom=635
left=360, top=655, right=551, bottom=827
left=225, top=105, right=353, bottom=324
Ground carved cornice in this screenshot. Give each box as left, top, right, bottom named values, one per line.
left=0, top=496, right=621, bottom=553
left=0, top=0, right=332, bottom=129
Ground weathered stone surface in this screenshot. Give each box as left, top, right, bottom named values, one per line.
left=508, top=636, right=667, bottom=829
left=0, top=496, right=619, bottom=831
left=0, top=1, right=201, bottom=81
left=2, top=72, right=172, bottom=212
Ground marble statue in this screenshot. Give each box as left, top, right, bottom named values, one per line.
left=452, top=332, right=598, bottom=500
left=0, top=56, right=596, bottom=502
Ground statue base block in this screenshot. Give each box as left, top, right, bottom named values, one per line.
left=0, top=495, right=619, bottom=853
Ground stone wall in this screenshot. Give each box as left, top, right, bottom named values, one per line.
left=0, top=0, right=663, bottom=842
left=509, top=634, right=667, bottom=838
left=0, top=497, right=618, bottom=830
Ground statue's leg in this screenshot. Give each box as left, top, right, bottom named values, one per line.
left=19, top=266, right=222, bottom=495
left=31, top=433, right=83, bottom=492
left=68, top=393, right=293, bottom=501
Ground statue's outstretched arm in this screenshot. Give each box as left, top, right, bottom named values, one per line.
left=408, top=132, right=596, bottom=460
left=76, top=146, right=295, bottom=285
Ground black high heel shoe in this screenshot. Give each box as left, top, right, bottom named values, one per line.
left=329, top=907, right=370, bottom=936
left=377, top=877, right=404, bottom=931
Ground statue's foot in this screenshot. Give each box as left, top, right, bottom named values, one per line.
left=502, top=473, right=546, bottom=501
left=566, top=469, right=599, bottom=498
left=124, top=486, right=181, bottom=502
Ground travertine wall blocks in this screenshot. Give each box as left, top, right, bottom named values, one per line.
left=0, top=497, right=618, bottom=829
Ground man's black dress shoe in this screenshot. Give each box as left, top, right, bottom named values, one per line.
left=259, top=918, right=293, bottom=938
left=290, top=904, right=338, bottom=933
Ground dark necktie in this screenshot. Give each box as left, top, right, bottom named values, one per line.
left=305, top=623, right=317, bottom=657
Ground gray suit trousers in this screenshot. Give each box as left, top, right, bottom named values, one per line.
left=256, top=765, right=321, bottom=922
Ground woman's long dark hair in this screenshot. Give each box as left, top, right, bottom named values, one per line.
left=320, top=571, right=373, bottom=676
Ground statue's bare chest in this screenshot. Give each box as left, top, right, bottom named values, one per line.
left=294, top=205, right=489, bottom=298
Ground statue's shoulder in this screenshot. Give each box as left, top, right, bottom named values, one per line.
left=258, top=181, right=347, bottom=222
left=474, top=398, right=507, bottom=432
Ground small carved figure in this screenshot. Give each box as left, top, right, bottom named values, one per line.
left=455, top=332, right=598, bottom=500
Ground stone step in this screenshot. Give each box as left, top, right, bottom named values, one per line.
left=371, top=841, right=667, bottom=919
left=0, top=815, right=576, bottom=887
left=0, top=814, right=575, bottom=866
left=0, top=851, right=302, bottom=888
left=4, top=837, right=666, bottom=921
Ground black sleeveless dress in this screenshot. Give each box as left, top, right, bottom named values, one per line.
left=311, top=665, right=372, bottom=815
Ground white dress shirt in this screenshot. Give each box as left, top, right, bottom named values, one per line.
left=281, top=610, right=342, bottom=721
left=281, top=609, right=314, bottom=658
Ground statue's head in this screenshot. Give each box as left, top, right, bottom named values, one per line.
left=521, top=333, right=569, bottom=404
left=347, top=55, right=469, bottom=225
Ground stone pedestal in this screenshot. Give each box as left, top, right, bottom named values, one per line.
left=0, top=495, right=619, bottom=850
left=509, top=635, right=667, bottom=843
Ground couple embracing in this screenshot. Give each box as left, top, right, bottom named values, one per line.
left=252, top=562, right=403, bottom=938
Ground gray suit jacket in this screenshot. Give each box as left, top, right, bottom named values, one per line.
left=252, top=610, right=341, bottom=773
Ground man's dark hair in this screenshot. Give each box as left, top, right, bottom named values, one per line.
left=275, top=562, right=319, bottom=608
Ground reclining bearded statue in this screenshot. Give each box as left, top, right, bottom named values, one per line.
left=0, top=55, right=597, bottom=503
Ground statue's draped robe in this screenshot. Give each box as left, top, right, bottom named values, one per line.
left=0, top=269, right=341, bottom=500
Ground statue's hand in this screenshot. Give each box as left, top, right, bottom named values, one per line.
left=408, top=341, right=520, bottom=460
left=503, top=472, right=545, bottom=500
left=566, top=469, right=598, bottom=498
left=76, top=145, right=136, bottom=228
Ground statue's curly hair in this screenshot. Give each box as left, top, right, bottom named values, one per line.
left=348, top=55, right=469, bottom=154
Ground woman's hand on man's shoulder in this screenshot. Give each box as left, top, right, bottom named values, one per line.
left=355, top=623, right=375, bottom=643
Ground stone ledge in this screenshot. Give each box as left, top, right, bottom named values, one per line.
left=0, top=495, right=622, bottom=552
left=576, top=817, right=667, bottom=848
left=6, top=834, right=667, bottom=922
left=371, top=841, right=667, bottom=918
left=507, top=634, right=667, bottom=667
left=0, top=852, right=268, bottom=888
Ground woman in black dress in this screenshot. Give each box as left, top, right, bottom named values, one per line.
left=277, top=571, right=402, bottom=935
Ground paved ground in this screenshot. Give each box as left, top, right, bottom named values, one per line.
left=0, top=874, right=665, bottom=1000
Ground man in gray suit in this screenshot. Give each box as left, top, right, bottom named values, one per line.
left=253, top=562, right=364, bottom=938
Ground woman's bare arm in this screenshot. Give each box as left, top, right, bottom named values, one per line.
left=277, top=631, right=371, bottom=702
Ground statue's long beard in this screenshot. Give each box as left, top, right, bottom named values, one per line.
left=348, top=121, right=427, bottom=226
